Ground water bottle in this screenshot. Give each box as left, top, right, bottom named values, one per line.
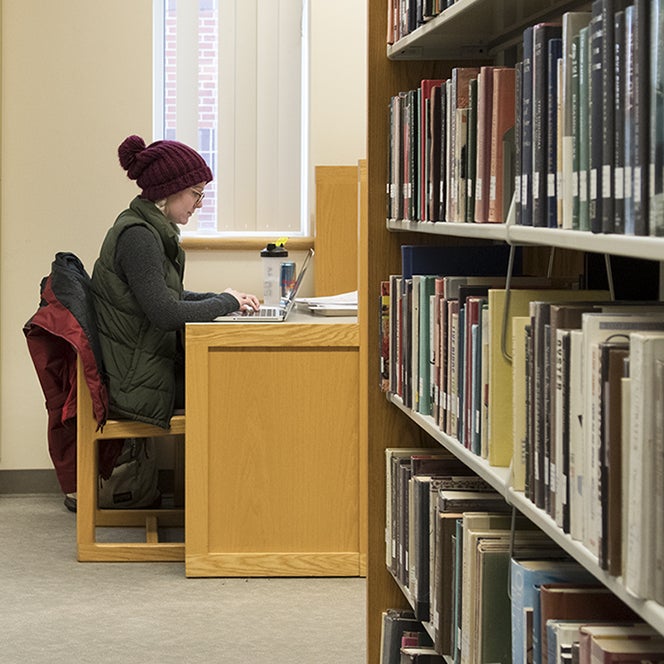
left=260, top=242, right=288, bottom=306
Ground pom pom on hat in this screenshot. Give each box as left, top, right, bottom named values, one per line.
left=118, top=134, right=213, bottom=201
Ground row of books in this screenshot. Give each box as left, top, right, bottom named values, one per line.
left=386, top=0, right=456, bottom=45
left=386, top=1, right=664, bottom=237
left=385, top=447, right=662, bottom=663
left=515, top=2, right=663, bottom=234
left=379, top=245, right=664, bottom=602
left=386, top=65, right=516, bottom=225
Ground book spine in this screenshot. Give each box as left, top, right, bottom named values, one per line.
left=474, top=67, right=494, bottom=223
left=515, top=62, right=523, bottom=226
left=533, top=24, right=562, bottom=227
left=589, top=2, right=603, bottom=233
left=521, top=26, right=534, bottom=226
left=466, top=77, right=478, bottom=223
left=488, top=68, right=516, bottom=223
left=547, top=39, right=563, bottom=228
left=624, top=5, right=635, bottom=234
left=571, top=34, right=582, bottom=230
left=614, top=10, right=626, bottom=233
left=601, top=0, right=616, bottom=233
left=632, top=0, right=650, bottom=235
left=579, top=26, right=591, bottom=231
left=650, top=0, right=664, bottom=236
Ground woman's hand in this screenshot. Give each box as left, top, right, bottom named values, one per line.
left=225, top=288, right=260, bottom=312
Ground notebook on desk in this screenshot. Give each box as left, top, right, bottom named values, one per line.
left=214, top=248, right=314, bottom=323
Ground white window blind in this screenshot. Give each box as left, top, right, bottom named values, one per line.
left=154, top=0, right=307, bottom=236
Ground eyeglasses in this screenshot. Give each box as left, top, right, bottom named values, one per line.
left=191, top=188, right=206, bottom=206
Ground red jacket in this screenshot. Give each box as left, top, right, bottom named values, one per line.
left=24, top=252, right=121, bottom=494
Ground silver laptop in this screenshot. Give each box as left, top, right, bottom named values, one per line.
left=214, top=248, right=314, bottom=322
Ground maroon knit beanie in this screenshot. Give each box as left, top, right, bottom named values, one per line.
left=118, top=134, right=213, bottom=201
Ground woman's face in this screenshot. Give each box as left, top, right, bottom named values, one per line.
left=163, top=181, right=207, bottom=225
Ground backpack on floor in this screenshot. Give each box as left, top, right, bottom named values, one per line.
left=98, top=437, right=160, bottom=509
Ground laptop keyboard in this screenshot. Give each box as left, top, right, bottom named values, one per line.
left=246, top=306, right=282, bottom=318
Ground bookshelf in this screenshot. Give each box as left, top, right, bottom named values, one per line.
left=362, top=1, right=664, bottom=662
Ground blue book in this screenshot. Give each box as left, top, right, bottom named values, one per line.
left=510, top=558, right=595, bottom=664
left=400, top=243, right=518, bottom=280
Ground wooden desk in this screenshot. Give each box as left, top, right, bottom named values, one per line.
left=184, top=313, right=365, bottom=577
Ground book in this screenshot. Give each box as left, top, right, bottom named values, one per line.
left=546, top=38, right=562, bottom=228
left=420, top=80, right=444, bottom=222
left=510, top=559, right=595, bottom=664
left=625, top=331, right=664, bottom=600
left=431, top=510, right=462, bottom=655
left=487, top=67, right=516, bottom=223
left=520, top=25, right=535, bottom=226
left=588, top=2, right=603, bottom=233
left=447, top=67, right=479, bottom=223
left=561, top=12, right=591, bottom=230
left=399, top=646, right=445, bottom=663
left=380, top=608, right=433, bottom=664
left=598, top=340, right=628, bottom=575
left=532, top=23, right=562, bottom=227
left=650, top=0, right=664, bottom=236
left=381, top=280, right=391, bottom=392
left=460, top=513, right=545, bottom=664
left=582, top=313, right=664, bottom=560
left=623, top=6, right=635, bottom=234
left=579, top=623, right=660, bottom=664
left=465, top=77, right=478, bottom=224
left=512, top=316, right=531, bottom=491
left=400, top=243, right=514, bottom=280
left=539, top=584, right=638, bottom=661
left=474, top=66, right=497, bottom=223
left=614, top=9, right=626, bottom=234
left=589, top=636, right=664, bottom=663
left=486, top=289, right=587, bottom=468
left=599, top=1, right=624, bottom=234
left=578, top=26, right=590, bottom=231
left=631, top=0, right=649, bottom=236
left=515, top=61, right=523, bottom=226
left=429, top=83, right=444, bottom=222
left=530, top=294, right=610, bottom=512
left=386, top=448, right=438, bottom=570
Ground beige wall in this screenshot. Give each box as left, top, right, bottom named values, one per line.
left=0, top=0, right=367, bottom=473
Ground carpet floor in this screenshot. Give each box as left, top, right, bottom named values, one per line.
left=0, top=494, right=366, bottom=664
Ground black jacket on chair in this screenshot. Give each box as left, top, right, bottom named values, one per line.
left=24, top=252, right=121, bottom=494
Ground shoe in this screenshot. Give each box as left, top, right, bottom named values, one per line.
left=64, top=492, right=77, bottom=513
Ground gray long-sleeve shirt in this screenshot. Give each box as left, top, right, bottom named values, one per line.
left=115, top=225, right=240, bottom=331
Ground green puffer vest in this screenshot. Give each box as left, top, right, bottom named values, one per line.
left=92, top=196, right=185, bottom=429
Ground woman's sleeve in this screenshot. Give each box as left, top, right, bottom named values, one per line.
left=116, top=226, right=240, bottom=330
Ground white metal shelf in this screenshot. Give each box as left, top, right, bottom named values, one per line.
left=387, top=219, right=509, bottom=242
left=387, top=219, right=664, bottom=262
left=387, top=0, right=592, bottom=60
left=388, top=392, right=664, bottom=636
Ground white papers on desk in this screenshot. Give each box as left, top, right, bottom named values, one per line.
left=295, top=290, right=358, bottom=316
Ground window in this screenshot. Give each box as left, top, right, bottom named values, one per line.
left=154, top=0, right=308, bottom=236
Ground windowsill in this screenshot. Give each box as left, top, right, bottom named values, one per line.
left=181, top=236, right=315, bottom=251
